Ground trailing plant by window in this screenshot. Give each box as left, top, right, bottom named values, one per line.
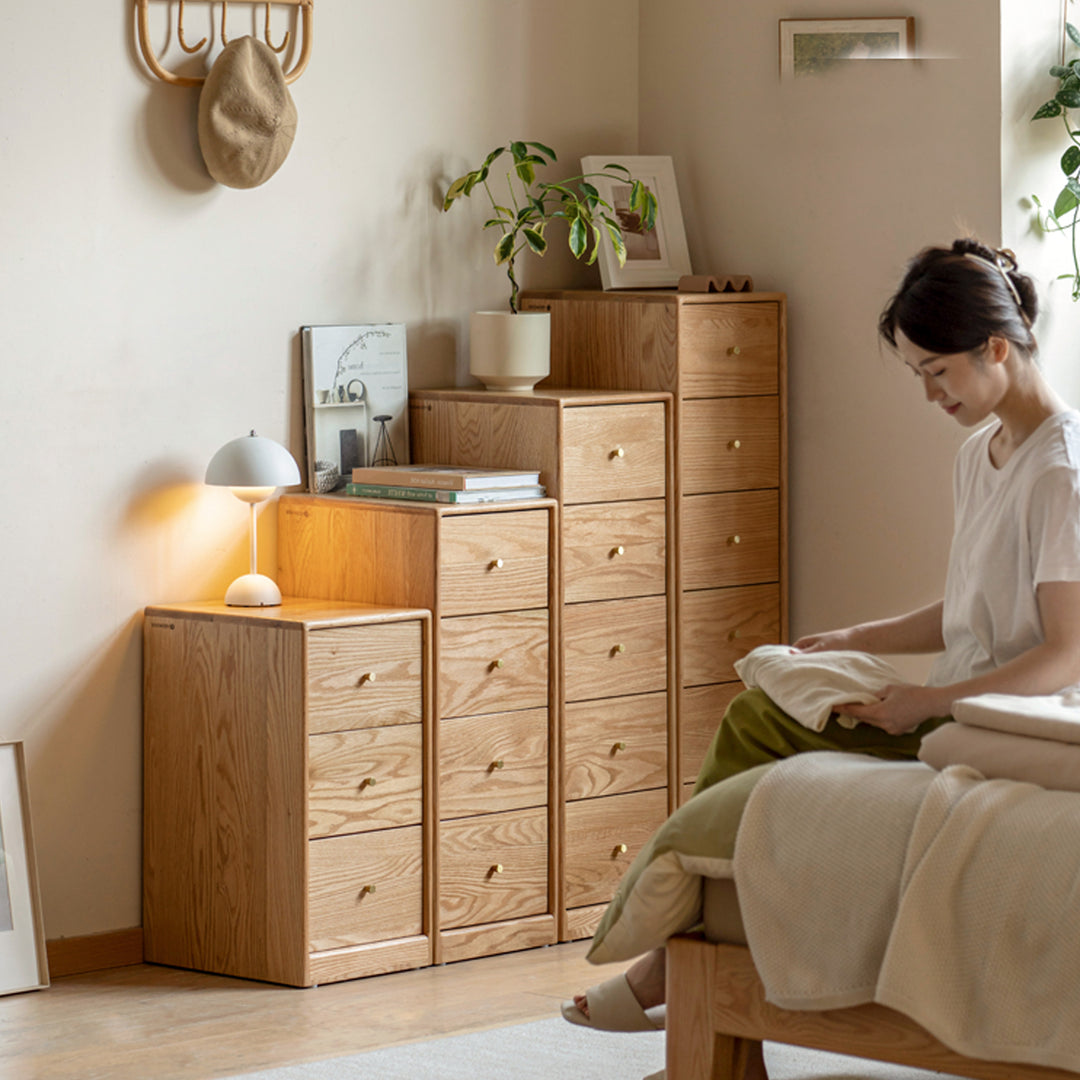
left=1033, top=18, right=1080, bottom=299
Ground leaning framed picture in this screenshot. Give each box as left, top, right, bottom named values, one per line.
left=779, top=18, right=915, bottom=80
left=580, top=155, right=692, bottom=290
left=0, top=741, right=48, bottom=995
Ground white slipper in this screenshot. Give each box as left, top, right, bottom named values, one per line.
left=560, top=971, right=666, bottom=1031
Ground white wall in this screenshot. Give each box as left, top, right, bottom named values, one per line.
left=639, top=0, right=1002, bottom=679
left=0, top=0, right=638, bottom=940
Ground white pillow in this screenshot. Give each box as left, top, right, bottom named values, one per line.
left=952, top=692, right=1080, bottom=745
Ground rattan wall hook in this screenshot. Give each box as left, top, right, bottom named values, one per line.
left=134, top=0, right=313, bottom=87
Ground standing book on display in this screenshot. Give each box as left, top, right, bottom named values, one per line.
left=300, top=324, right=409, bottom=493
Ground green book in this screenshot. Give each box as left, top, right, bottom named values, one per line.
left=345, top=482, right=546, bottom=504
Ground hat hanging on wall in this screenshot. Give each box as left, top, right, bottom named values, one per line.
left=198, top=36, right=298, bottom=189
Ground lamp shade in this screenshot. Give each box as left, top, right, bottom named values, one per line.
left=205, top=431, right=301, bottom=489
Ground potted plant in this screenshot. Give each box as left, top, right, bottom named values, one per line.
left=443, top=140, right=658, bottom=390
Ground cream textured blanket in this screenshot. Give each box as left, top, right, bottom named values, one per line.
left=734, top=752, right=1080, bottom=1071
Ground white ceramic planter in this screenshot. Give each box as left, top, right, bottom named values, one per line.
left=469, top=310, right=551, bottom=392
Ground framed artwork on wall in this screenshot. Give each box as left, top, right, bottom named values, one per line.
left=0, top=741, right=48, bottom=996
left=779, top=18, right=915, bottom=80
left=580, top=155, right=692, bottom=289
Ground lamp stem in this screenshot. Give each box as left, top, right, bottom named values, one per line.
left=249, top=501, right=259, bottom=577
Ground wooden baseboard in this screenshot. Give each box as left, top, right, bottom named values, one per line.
left=46, top=928, right=144, bottom=978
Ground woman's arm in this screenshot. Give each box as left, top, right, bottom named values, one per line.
left=839, top=580, right=1080, bottom=734
left=793, top=600, right=945, bottom=656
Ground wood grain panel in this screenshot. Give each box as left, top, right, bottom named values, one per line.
left=681, top=586, right=780, bottom=687
left=440, top=708, right=549, bottom=818
left=681, top=490, right=780, bottom=590
left=679, top=302, right=779, bottom=399
left=679, top=682, right=743, bottom=790
left=307, top=935, right=431, bottom=985
left=439, top=807, right=549, bottom=929
left=438, top=610, right=549, bottom=718
left=439, top=511, right=549, bottom=616
left=438, top=914, right=557, bottom=963
left=681, top=398, right=779, bottom=494
left=564, top=693, right=668, bottom=801
left=306, top=622, right=423, bottom=733
left=308, top=827, right=423, bottom=951
left=562, top=596, right=667, bottom=702
left=561, top=404, right=666, bottom=503
left=307, top=725, right=423, bottom=838
left=562, top=499, right=666, bottom=603
left=564, top=789, right=668, bottom=909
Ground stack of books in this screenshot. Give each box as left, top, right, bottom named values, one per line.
left=346, top=464, right=545, bottom=504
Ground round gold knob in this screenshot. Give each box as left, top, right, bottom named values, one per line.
left=360, top=777, right=377, bottom=789
left=610, top=545, right=625, bottom=558
left=610, top=446, right=625, bottom=459
left=728, top=345, right=742, bottom=356
left=612, top=741, right=627, bottom=753
left=358, top=671, right=377, bottom=685
left=729, top=535, right=741, bottom=545
left=728, top=629, right=742, bottom=642
left=490, top=657, right=504, bottom=670
left=491, top=863, right=504, bottom=875
left=489, top=558, right=504, bottom=570
left=612, top=643, right=625, bottom=655
left=613, top=843, right=628, bottom=857
left=360, top=884, right=377, bottom=895
left=491, top=759, right=505, bottom=771
left=729, top=439, right=742, bottom=450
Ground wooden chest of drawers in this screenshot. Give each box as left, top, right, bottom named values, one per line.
left=277, top=494, right=558, bottom=964
left=410, top=388, right=674, bottom=940
left=142, top=600, right=432, bottom=987
left=521, top=289, right=788, bottom=801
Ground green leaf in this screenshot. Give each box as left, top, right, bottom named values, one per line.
left=578, top=181, right=600, bottom=201
left=525, top=141, right=557, bottom=162
left=442, top=175, right=470, bottom=210
left=1034, top=100, right=1063, bottom=120
left=586, top=224, right=603, bottom=266
left=482, top=147, right=506, bottom=169
left=482, top=218, right=508, bottom=229
left=569, top=217, right=588, bottom=258
left=1051, top=64, right=1072, bottom=78
left=1063, top=146, right=1080, bottom=176
left=1068, top=177, right=1080, bottom=196
left=605, top=222, right=628, bottom=266
left=1053, top=183, right=1079, bottom=219
left=522, top=227, right=547, bottom=255
left=494, top=232, right=516, bottom=264
left=1068, top=21, right=1080, bottom=45
left=1056, top=86, right=1080, bottom=108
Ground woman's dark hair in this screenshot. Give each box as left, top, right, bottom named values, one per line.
left=878, top=238, right=1038, bottom=357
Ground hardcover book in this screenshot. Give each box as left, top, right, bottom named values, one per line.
left=345, top=482, right=546, bottom=504
left=350, top=464, right=541, bottom=491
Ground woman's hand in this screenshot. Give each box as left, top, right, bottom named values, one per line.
left=792, top=627, right=864, bottom=653
left=836, top=684, right=950, bottom=735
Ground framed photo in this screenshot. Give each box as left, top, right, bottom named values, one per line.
left=300, top=324, right=410, bottom=494
left=0, top=741, right=48, bottom=996
left=779, top=18, right=915, bottom=80
left=580, top=155, right=692, bottom=290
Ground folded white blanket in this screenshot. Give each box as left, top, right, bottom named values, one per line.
left=952, top=691, right=1080, bottom=744
left=734, top=645, right=908, bottom=731
left=919, top=721, right=1080, bottom=793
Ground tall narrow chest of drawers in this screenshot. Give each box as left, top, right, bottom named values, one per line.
left=142, top=600, right=432, bottom=987
left=410, top=389, right=674, bottom=941
left=521, top=289, right=788, bottom=800
left=277, top=495, right=559, bottom=964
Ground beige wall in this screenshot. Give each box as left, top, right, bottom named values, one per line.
left=639, top=0, right=1003, bottom=678
left=1, top=0, right=638, bottom=939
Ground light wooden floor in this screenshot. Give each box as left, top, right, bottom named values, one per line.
left=0, top=941, right=613, bottom=1080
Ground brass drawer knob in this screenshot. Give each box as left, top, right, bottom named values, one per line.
left=729, top=439, right=742, bottom=451
left=728, top=629, right=742, bottom=642
left=610, top=446, right=625, bottom=459
left=489, top=558, right=504, bottom=570
left=490, top=657, right=505, bottom=671
left=490, top=863, right=504, bottom=876
left=358, top=671, right=377, bottom=685
left=490, top=759, right=505, bottom=771
left=612, top=741, right=627, bottom=753
left=610, top=545, right=625, bottom=558
left=729, top=534, right=741, bottom=545
left=728, top=345, right=742, bottom=356
left=359, top=777, right=377, bottom=790
left=611, top=643, right=625, bottom=656
left=360, top=884, right=377, bottom=895
left=613, top=843, right=628, bottom=857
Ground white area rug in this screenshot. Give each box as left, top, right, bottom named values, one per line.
left=227, top=1017, right=968, bottom=1079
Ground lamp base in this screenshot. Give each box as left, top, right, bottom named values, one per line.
left=224, top=573, right=283, bottom=607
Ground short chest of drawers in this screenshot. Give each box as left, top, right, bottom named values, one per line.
left=410, top=388, right=674, bottom=940
left=277, top=494, right=558, bottom=964
left=521, top=289, right=788, bottom=801
left=142, top=600, right=432, bottom=987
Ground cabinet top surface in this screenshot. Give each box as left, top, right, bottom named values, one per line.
left=410, top=387, right=672, bottom=407
left=520, top=287, right=786, bottom=305
left=145, top=599, right=431, bottom=630
left=280, top=493, right=558, bottom=516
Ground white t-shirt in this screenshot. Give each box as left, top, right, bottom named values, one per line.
left=927, top=411, right=1080, bottom=689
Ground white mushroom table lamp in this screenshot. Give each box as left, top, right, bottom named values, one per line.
left=205, top=430, right=301, bottom=606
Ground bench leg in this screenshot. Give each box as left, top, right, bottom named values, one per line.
left=713, top=1035, right=767, bottom=1080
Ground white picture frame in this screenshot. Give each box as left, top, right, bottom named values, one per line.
left=779, top=18, right=915, bottom=81
left=0, top=741, right=48, bottom=996
left=300, top=324, right=410, bottom=494
left=580, top=155, right=692, bottom=290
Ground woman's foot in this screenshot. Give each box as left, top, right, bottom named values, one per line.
left=573, top=948, right=666, bottom=1020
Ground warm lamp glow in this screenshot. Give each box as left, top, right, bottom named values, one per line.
left=205, top=431, right=300, bottom=606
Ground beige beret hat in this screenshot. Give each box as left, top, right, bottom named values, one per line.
left=198, top=36, right=297, bottom=189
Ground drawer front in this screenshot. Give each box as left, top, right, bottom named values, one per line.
left=564, top=789, right=668, bottom=909
left=680, top=682, right=743, bottom=789
left=564, top=692, right=668, bottom=801
left=681, top=397, right=779, bottom=495
left=561, top=404, right=666, bottom=504
left=563, top=596, right=668, bottom=702
left=440, top=510, right=549, bottom=616
left=681, top=585, right=780, bottom=687
left=439, top=610, right=549, bottom=718
left=563, top=500, right=667, bottom=603
left=308, top=725, right=423, bottom=838
left=307, top=622, right=423, bottom=734
left=440, top=708, right=549, bottom=818
left=439, top=807, right=549, bottom=929
left=308, top=826, right=423, bottom=951
left=682, top=490, right=780, bottom=590
left=679, top=302, right=779, bottom=398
